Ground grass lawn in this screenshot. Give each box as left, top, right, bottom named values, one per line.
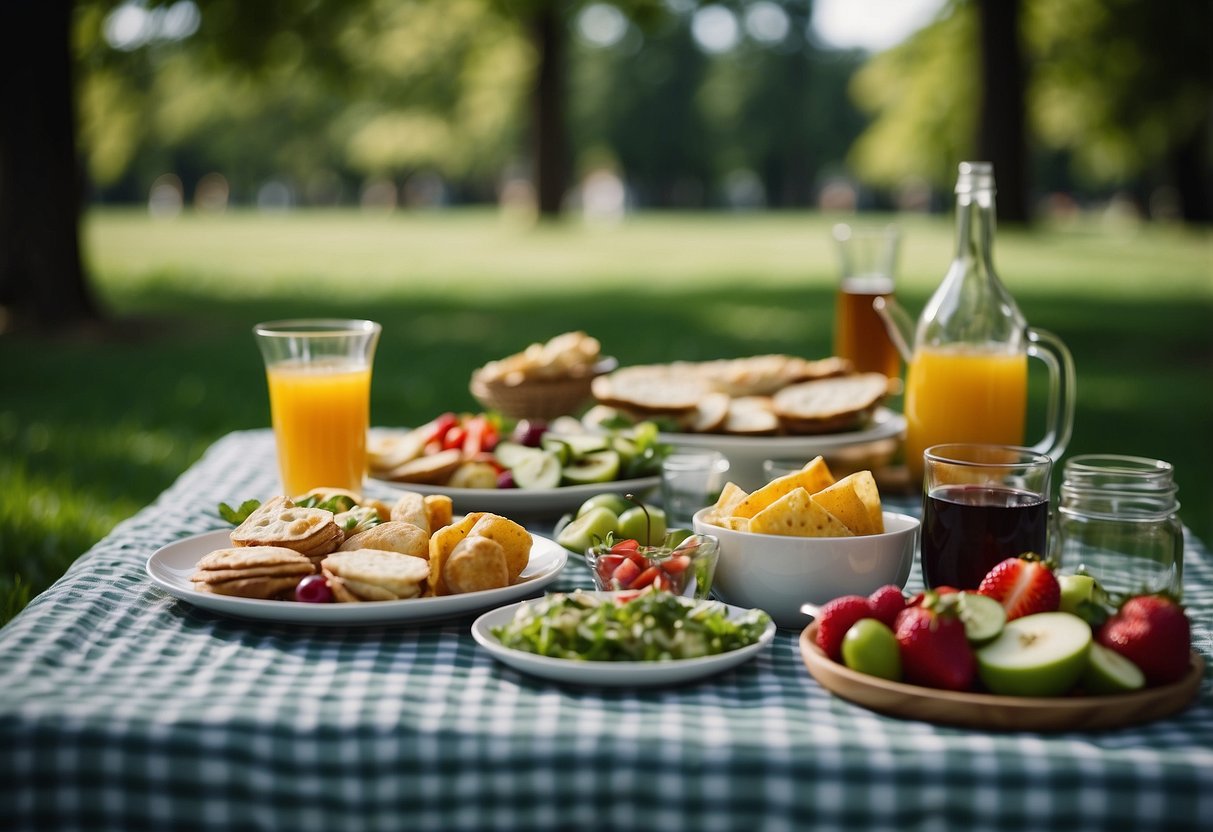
left=1, top=208, right=1210, bottom=622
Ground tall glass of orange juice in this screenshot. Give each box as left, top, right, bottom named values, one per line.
left=254, top=320, right=381, bottom=496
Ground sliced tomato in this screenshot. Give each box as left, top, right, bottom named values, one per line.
left=610, top=539, right=640, bottom=554
left=426, top=412, right=459, bottom=444
left=661, top=555, right=692, bottom=575
left=630, top=566, right=662, bottom=589
left=611, top=558, right=641, bottom=588
left=595, top=554, right=624, bottom=581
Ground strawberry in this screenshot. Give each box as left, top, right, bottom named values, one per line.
left=815, top=595, right=873, bottom=662
left=906, top=586, right=957, bottom=608
left=976, top=554, right=1060, bottom=621
left=867, top=585, right=906, bottom=628
left=893, top=594, right=976, bottom=691
left=1097, top=594, right=1191, bottom=686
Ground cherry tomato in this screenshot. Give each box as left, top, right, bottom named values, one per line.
left=595, top=554, right=624, bottom=582
left=426, top=412, right=459, bottom=444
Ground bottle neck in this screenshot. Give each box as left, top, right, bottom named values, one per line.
left=954, top=187, right=997, bottom=268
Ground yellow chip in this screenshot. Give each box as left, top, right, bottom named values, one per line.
left=732, top=456, right=836, bottom=519
left=444, top=536, right=510, bottom=594
left=423, top=494, right=453, bottom=532
left=468, top=513, right=532, bottom=583
left=427, top=512, right=484, bottom=596
left=749, top=487, right=853, bottom=538
left=810, top=471, right=883, bottom=535
left=711, top=482, right=749, bottom=517
left=717, top=516, right=751, bottom=532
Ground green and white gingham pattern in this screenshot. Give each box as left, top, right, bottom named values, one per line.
left=1, top=430, right=1210, bottom=831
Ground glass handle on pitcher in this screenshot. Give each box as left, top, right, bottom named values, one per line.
left=1026, top=327, right=1076, bottom=462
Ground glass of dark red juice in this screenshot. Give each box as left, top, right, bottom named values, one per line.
left=920, top=444, right=1052, bottom=590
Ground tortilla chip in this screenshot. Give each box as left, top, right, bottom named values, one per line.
left=711, top=482, right=749, bottom=517
left=810, top=471, right=883, bottom=535
left=733, top=456, right=836, bottom=519
left=749, top=488, right=854, bottom=538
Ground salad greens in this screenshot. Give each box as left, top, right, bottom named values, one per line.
left=491, top=589, right=771, bottom=662
left=216, top=492, right=382, bottom=532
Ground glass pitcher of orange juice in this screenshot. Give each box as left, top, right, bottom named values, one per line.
left=876, top=162, right=1076, bottom=484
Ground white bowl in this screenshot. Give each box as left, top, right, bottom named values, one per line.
left=693, top=508, right=919, bottom=629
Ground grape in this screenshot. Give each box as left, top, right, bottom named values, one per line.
left=512, top=419, right=547, bottom=447
left=295, top=574, right=334, bottom=604
left=496, top=470, right=517, bottom=489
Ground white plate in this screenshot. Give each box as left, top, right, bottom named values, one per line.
left=367, top=476, right=660, bottom=516
left=470, top=592, right=776, bottom=687
left=146, top=529, right=567, bottom=625
left=657, top=407, right=905, bottom=489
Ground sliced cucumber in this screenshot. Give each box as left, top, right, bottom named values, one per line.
left=562, top=448, right=621, bottom=485
left=511, top=451, right=563, bottom=490
left=546, top=433, right=609, bottom=457
left=1082, top=643, right=1146, bottom=694
left=494, top=441, right=543, bottom=469
left=957, top=591, right=1006, bottom=645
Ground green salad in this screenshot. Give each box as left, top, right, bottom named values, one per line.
left=491, top=589, right=771, bottom=662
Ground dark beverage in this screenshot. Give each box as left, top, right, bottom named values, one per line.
left=921, top=484, right=1049, bottom=590
left=833, top=275, right=900, bottom=378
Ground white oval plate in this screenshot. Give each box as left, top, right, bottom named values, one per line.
left=146, top=529, right=567, bottom=625
left=656, top=407, right=905, bottom=489
left=471, top=592, right=776, bottom=687
left=367, top=475, right=660, bottom=516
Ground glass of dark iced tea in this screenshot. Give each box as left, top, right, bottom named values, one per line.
left=920, top=444, right=1052, bottom=590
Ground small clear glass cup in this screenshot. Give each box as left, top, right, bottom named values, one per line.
left=832, top=223, right=901, bottom=379
left=920, top=443, right=1052, bottom=590
left=661, top=451, right=730, bottom=527
left=586, top=532, right=720, bottom=600
left=253, top=319, right=382, bottom=496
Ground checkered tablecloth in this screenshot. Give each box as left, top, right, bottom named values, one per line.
left=1, top=430, right=1209, bottom=831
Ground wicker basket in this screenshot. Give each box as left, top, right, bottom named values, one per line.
left=469, top=358, right=616, bottom=421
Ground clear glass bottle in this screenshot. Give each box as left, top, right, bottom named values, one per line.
left=901, top=162, right=1075, bottom=484
left=1053, top=455, right=1184, bottom=599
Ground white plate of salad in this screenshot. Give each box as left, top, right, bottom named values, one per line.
left=471, top=590, right=775, bottom=687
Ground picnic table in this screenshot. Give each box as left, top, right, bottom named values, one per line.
left=1, top=429, right=1210, bottom=831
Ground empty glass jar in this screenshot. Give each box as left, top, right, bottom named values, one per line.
left=1053, top=455, right=1183, bottom=599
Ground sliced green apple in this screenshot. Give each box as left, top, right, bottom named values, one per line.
left=577, top=493, right=630, bottom=518
left=976, top=612, right=1092, bottom=697
left=1058, top=574, right=1096, bottom=614
left=555, top=506, right=618, bottom=553
left=1082, top=643, right=1146, bottom=694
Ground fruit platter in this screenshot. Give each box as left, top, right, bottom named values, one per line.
left=798, top=558, right=1204, bottom=731
left=367, top=412, right=665, bottom=513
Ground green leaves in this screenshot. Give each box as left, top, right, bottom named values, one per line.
left=217, top=499, right=261, bottom=525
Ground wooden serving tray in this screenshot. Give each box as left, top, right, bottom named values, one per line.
left=799, top=622, right=1205, bottom=732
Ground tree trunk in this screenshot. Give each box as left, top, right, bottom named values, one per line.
left=0, top=0, right=99, bottom=330
left=530, top=4, right=568, bottom=219
left=976, top=0, right=1030, bottom=224
left=1171, top=117, right=1212, bottom=224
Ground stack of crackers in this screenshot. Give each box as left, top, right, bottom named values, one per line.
left=190, top=487, right=533, bottom=603
left=701, top=456, right=884, bottom=538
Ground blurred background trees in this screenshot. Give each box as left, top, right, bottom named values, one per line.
left=1, top=0, right=1209, bottom=330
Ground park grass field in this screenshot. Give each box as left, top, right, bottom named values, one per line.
left=1, top=208, right=1209, bottom=622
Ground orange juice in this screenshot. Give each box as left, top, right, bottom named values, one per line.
left=266, top=359, right=372, bottom=495
left=904, top=344, right=1027, bottom=483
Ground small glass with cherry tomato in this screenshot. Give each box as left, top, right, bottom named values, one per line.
left=586, top=531, right=720, bottom=600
